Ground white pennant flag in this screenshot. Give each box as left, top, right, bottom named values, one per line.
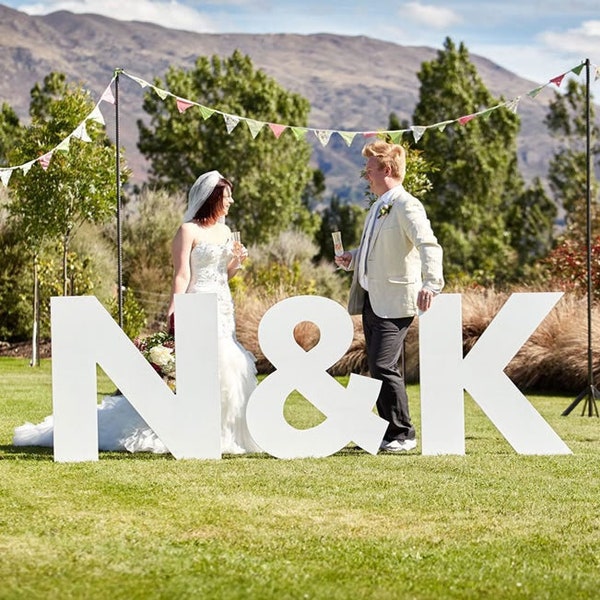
left=126, top=74, right=149, bottom=88
left=0, top=169, right=12, bottom=187
left=410, top=126, right=427, bottom=143
left=101, top=84, right=115, bottom=105
left=314, top=130, right=333, bottom=146
left=223, top=114, right=240, bottom=134
left=87, top=105, right=105, bottom=126
left=73, top=123, right=91, bottom=142
left=21, top=160, right=35, bottom=175
left=505, top=97, right=520, bottom=113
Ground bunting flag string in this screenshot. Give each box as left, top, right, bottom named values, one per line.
left=0, top=77, right=117, bottom=187
left=0, top=61, right=597, bottom=188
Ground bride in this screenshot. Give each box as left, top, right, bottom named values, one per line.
left=13, top=170, right=262, bottom=455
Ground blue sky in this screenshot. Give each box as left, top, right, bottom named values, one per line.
left=3, top=0, right=600, bottom=85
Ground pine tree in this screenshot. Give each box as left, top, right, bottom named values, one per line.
left=412, top=37, right=554, bottom=284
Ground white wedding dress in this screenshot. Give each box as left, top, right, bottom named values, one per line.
left=13, top=240, right=262, bottom=455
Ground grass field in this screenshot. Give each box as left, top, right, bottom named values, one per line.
left=1, top=357, right=600, bottom=599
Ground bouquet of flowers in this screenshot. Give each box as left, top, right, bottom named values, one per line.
left=134, top=331, right=176, bottom=390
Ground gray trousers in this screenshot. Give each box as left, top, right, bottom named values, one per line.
left=362, top=293, right=415, bottom=442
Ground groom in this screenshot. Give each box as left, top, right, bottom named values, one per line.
left=335, top=140, right=444, bottom=452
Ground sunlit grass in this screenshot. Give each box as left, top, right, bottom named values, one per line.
left=1, top=358, right=600, bottom=599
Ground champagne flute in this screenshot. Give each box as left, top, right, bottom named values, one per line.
left=332, top=231, right=345, bottom=269
left=231, top=231, right=245, bottom=268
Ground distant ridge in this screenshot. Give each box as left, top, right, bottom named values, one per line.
left=0, top=3, right=558, bottom=198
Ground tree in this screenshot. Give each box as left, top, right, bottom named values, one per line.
left=7, top=72, right=122, bottom=295
left=137, top=50, right=314, bottom=245
left=0, top=103, right=22, bottom=166
left=412, top=37, right=553, bottom=285
left=544, top=78, right=600, bottom=235
left=315, top=195, right=365, bottom=261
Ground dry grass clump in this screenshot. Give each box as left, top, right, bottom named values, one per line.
left=236, top=287, right=600, bottom=393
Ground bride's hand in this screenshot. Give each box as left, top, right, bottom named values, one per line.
left=233, top=241, right=248, bottom=264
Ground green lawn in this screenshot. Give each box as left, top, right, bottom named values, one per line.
left=1, top=357, right=600, bottom=599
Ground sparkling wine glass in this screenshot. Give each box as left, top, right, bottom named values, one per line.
left=332, top=231, right=345, bottom=269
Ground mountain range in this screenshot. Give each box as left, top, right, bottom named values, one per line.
left=0, top=3, right=560, bottom=200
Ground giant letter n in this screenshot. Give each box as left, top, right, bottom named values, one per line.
left=419, top=293, right=571, bottom=455
left=51, top=294, right=220, bottom=462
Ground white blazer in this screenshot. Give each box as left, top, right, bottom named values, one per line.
left=347, top=184, right=444, bottom=318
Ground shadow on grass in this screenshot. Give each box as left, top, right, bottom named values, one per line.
left=0, top=444, right=395, bottom=461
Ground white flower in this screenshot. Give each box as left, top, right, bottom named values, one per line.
left=148, top=345, right=175, bottom=371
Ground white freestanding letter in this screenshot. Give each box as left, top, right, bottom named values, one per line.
left=51, top=294, right=220, bottom=462
left=419, top=293, right=571, bottom=455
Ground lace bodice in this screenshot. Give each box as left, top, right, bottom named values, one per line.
left=186, top=240, right=236, bottom=338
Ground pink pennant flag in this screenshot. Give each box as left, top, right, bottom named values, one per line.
left=458, top=114, right=475, bottom=126
left=38, top=152, right=53, bottom=170
left=176, top=98, right=194, bottom=113
left=550, top=74, right=566, bottom=87
left=101, top=85, right=115, bottom=105
left=362, top=131, right=378, bottom=138
left=268, top=123, right=287, bottom=139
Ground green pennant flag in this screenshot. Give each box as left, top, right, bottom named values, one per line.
left=290, top=127, right=308, bottom=140
left=199, top=106, right=215, bottom=120
left=338, top=131, right=356, bottom=146
left=245, top=119, right=264, bottom=138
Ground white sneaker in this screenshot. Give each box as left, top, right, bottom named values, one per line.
left=380, top=439, right=417, bottom=452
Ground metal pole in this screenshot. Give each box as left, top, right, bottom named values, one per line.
left=562, top=58, right=599, bottom=416
left=115, top=69, right=123, bottom=328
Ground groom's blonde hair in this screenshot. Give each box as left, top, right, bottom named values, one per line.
left=362, top=140, right=406, bottom=180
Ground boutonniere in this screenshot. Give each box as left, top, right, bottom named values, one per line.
left=377, top=200, right=394, bottom=219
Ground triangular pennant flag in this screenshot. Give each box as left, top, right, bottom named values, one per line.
left=290, top=127, right=308, bottom=140
left=337, top=131, right=356, bottom=146
left=87, top=105, right=105, bottom=125
left=126, top=73, right=149, bottom=88
left=38, top=152, right=53, bottom=170
left=314, top=130, right=333, bottom=146
left=571, top=64, right=585, bottom=76
left=362, top=131, right=378, bottom=138
left=0, top=169, right=12, bottom=187
left=268, top=123, right=287, bottom=139
left=435, top=120, right=452, bottom=132
left=527, top=85, right=546, bottom=98
left=176, top=98, right=194, bottom=113
left=387, top=131, right=404, bottom=144
left=152, top=85, right=169, bottom=100
left=73, top=122, right=92, bottom=142
left=505, top=97, right=520, bottom=113
left=199, top=105, right=215, bottom=120
left=245, top=119, right=264, bottom=138
left=458, top=114, right=475, bottom=126
left=223, top=114, right=240, bottom=134
left=550, top=73, right=566, bottom=87
left=101, top=84, right=115, bottom=105
left=56, top=137, right=71, bottom=152
left=595, top=66, right=600, bottom=81
left=410, top=126, right=427, bottom=143
left=21, top=160, right=35, bottom=175
left=478, top=108, right=495, bottom=119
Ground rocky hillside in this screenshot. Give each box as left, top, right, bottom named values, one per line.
left=0, top=3, right=560, bottom=198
